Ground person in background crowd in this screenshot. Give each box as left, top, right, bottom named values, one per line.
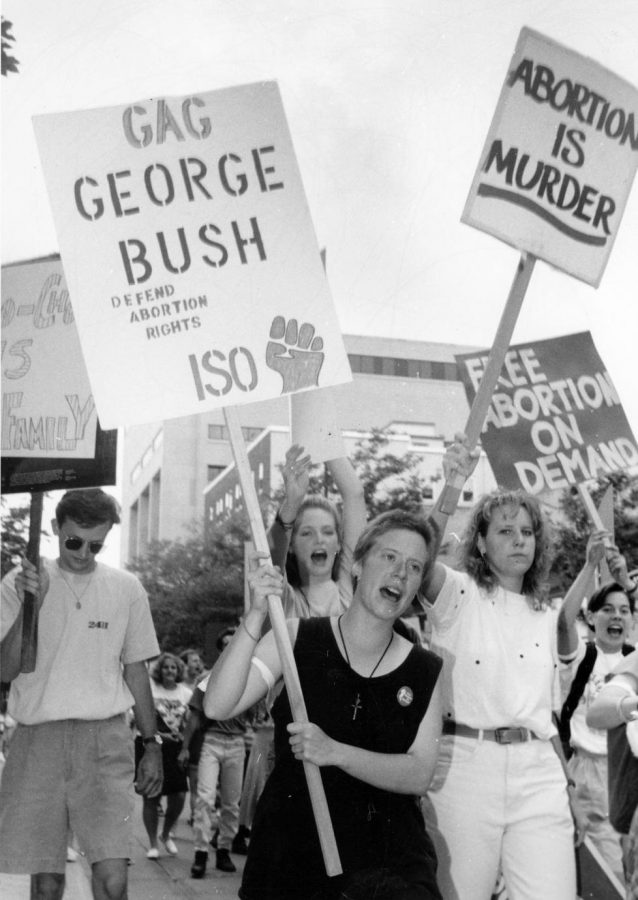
left=269, top=443, right=366, bottom=619
left=587, top=647, right=638, bottom=897
left=420, top=435, right=577, bottom=900
left=205, top=509, right=444, bottom=900
left=557, top=533, right=637, bottom=884
left=179, top=648, right=207, bottom=825
left=136, top=651, right=192, bottom=859
left=184, top=627, right=250, bottom=879
left=0, top=488, right=162, bottom=900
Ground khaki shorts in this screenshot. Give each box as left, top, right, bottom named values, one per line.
left=0, top=715, right=134, bottom=874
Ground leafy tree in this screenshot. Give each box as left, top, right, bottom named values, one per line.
left=1, top=18, right=19, bottom=76
left=1, top=500, right=30, bottom=577
left=126, top=509, right=253, bottom=651
left=550, top=471, right=638, bottom=594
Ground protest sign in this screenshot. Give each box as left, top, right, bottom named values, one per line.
left=33, top=82, right=352, bottom=429
left=290, top=388, right=345, bottom=463
left=456, top=332, right=638, bottom=496
left=1, top=423, right=117, bottom=494
left=463, top=27, right=638, bottom=287
left=2, top=256, right=98, bottom=459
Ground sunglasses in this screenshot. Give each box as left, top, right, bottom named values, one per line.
left=62, top=534, right=105, bottom=554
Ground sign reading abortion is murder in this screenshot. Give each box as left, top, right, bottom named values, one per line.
left=33, top=82, right=352, bottom=429
left=463, top=27, right=638, bottom=287
left=456, top=332, right=638, bottom=495
left=2, top=256, right=98, bottom=459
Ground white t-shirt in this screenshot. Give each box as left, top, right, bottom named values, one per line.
left=1, top=558, right=159, bottom=724
left=424, top=567, right=561, bottom=740
left=566, top=640, right=624, bottom=755
left=150, top=681, right=192, bottom=736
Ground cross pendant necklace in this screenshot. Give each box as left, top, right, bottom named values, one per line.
left=337, top=615, right=394, bottom=721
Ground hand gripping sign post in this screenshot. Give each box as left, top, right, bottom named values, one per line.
left=34, top=81, right=350, bottom=876
left=435, top=27, right=638, bottom=528
left=1, top=256, right=117, bottom=672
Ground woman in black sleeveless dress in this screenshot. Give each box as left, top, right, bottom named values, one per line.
left=204, top=509, right=444, bottom=900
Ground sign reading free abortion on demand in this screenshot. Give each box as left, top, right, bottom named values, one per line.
left=456, top=332, right=638, bottom=496
left=32, top=82, right=352, bottom=429
left=463, top=27, right=638, bottom=287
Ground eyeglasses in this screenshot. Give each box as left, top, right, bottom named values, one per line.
left=62, top=533, right=105, bottom=554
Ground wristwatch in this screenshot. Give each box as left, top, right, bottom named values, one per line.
left=142, top=733, right=163, bottom=747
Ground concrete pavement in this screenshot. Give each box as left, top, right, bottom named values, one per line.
left=0, top=794, right=244, bottom=899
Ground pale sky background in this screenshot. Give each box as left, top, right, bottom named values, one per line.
left=2, top=0, right=638, bottom=561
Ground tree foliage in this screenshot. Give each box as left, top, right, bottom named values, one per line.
left=1, top=499, right=30, bottom=577
left=126, top=509, right=252, bottom=652
left=1, top=18, right=19, bottom=77
left=550, top=471, right=638, bottom=594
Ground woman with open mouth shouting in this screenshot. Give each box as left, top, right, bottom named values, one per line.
left=204, top=509, right=444, bottom=900
left=269, top=443, right=366, bottom=620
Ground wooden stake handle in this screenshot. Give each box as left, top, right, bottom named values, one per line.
left=223, top=406, right=342, bottom=876
left=438, top=253, right=536, bottom=517
left=20, top=491, right=44, bottom=673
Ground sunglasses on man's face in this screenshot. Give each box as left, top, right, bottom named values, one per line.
left=62, top=534, right=105, bottom=554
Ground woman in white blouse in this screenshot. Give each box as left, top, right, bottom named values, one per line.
left=420, top=436, right=576, bottom=900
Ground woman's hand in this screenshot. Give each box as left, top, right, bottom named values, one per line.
left=287, top=721, right=337, bottom=766
left=585, top=530, right=610, bottom=568
left=442, top=432, right=480, bottom=483
left=177, top=746, right=190, bottom=768
left=281, top=444, right=312, bottom=511
left=605, top=544, right=632, bottom=588
left=247, top=553, right=284, bottom=615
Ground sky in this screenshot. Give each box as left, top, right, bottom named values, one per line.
left=2, top=0, right=638, bottom=559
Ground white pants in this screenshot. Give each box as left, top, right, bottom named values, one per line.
left=193, top=732, right=245, bottom=852
left=567, top=749, right=624, bottom=884
left=422, top=735, right=576, bottom=900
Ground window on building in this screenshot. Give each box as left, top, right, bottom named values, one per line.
left=207, top=465, right=225, bottom=483
left=208, top=424, right=225, bottom=440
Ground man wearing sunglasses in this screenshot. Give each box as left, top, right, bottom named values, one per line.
left=0, top=488, right=162, bottom=900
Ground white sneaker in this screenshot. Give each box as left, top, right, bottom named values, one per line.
left=161, top=835, right=178, bottom=856
left=146, top=847, right=159, bottom=859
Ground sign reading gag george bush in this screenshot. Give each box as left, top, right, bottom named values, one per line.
left=33, top=82, right=352, bottom=429
left=456, top=332, right=638, bottom=495
left=462, top=27, right=638, bottom=287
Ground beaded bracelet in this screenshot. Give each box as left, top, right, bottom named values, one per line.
left=275, top=510, right=295, bottom=530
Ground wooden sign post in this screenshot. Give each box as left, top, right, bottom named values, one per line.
left=224, top=406, right=342, bottom=875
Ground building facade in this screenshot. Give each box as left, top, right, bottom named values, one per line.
left=120, top=334, right=497, bottom=563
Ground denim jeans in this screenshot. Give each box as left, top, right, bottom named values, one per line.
left=193, top=731, right=245, bottom=851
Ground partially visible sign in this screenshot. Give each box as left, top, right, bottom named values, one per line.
left=1, top=256, right=98, bottom=458
left=33, top=82, right=352, bottom=429
left=456, top=332, right=638, bottom=495
left=1, top=423, right=117, bottom=494
left=463, top=27, right=638, bottom=287
left=290, top=388, right=345, bottom=464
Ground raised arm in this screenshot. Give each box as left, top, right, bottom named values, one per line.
left=268, top=444, right=311, bottom=570
left=326, top=455, right=366, bottom=581
left=422, top=433, right=479, bottom=604
left=204, top=554, right=289, bottom=720
left=557, top=531, right=608, bottom=657
left=287, top=671, right=443, bottom=796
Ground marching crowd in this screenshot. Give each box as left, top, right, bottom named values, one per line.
left=1, top=436, right=638, bottom=900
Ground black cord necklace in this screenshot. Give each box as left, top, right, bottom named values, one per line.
left=337, top=614, right=394, bottom=721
